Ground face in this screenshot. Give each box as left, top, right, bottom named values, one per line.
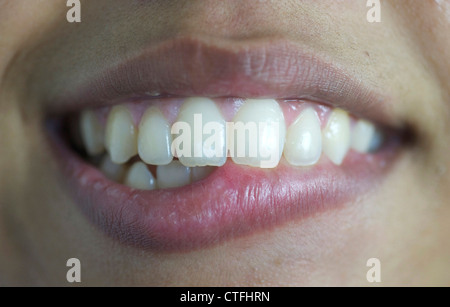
left=0, top=0, right=449, bottom=286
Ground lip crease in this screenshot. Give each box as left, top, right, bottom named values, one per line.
left=46, top=37, right=402, bottom=252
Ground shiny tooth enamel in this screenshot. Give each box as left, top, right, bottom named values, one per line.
left=80, top=110, right=105, bottom=156
left=351, top=119, right=376, bottom=153
left=79, top=97, right=383, bottom=190
left=138, top=107, right=173, bottom=165
left=105, top=106, right=138, bottom=164
left=230, top=99, right=286, bottom=168
left=322, top=108, right=351, bottom=165
left=284, top=108, right=322, bottom=166
left=156, top=160, right=191, bottom=189
left=173, top=97, right=227, bottom=167
left=100, top=155, right=126, bottom=181
left=124, top=162, right=156, bottom=190
left=191, top=166, right=215, bottom=182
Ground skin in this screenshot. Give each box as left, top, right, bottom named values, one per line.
left=0, top=0, right=449, bottom=286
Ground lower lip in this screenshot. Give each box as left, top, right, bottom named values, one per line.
left=49, top=127, right=395, bottom=252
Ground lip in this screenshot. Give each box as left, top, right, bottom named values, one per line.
left=47, top=37, right=397, bottom=127
left=46, top=37, right=402, bottom=252
left=50, top=129, right=396, bottom=252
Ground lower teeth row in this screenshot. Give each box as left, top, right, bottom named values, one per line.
left=99, top=155, right=215, bottom=190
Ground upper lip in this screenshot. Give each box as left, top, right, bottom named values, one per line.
left=47, top=37, right=396, bottom=126
left=47, top=37, right=402, bottom=252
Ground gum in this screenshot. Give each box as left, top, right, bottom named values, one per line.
left=90, top=97, right=353, bottom=129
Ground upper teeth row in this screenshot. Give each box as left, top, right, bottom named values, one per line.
left=80, top=97, right=381, bottom=170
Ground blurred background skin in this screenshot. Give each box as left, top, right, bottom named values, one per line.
left=0, top=0, right=449, bottom=286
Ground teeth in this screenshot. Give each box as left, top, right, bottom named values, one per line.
left=124, top=162, right=156, bottom=190
left=80, top=110, right=104, bottom=156
left=322, top=108, right=351, bottom=165
left=81, top=97, right=381, bottom=189
left=100, top=155, right=126, bottom=181
left=191, top=166, right=215, bottom=182
left=231, top=99, right=286, bottom=168
left=156, top=160, right=191, bottom=189
left=351, top=119, right=376, bottom=153
left=105, top=106, right=138, bottom=164
left=284, top=108, right=322, bottom=166
left=174, top=97, right=227, bottom=167
left=138, top=107, right=173, bottom=165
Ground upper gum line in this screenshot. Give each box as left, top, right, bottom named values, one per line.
left=94, top=97, right=335, bottom=128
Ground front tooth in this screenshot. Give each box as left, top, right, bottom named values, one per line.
left=156, top=160, right=191, bottom=189
left=105, top=106, right=138, bottom=164
left=100, top=155, right=126, bottom=181
left=138, top=107, right=173, bottom=165
left=284, top=108, right=322, bottom=166
left=322, top=108, right=351, bottom=165
left=231, top=99, right=286, bottom=168
left=124, top=162, right=155, bottom=190
left=80, top=110, right=104, bottom=156
left=351, top=119, right=376, bottom=153
left=174, top=97, right=227, bottom=167
left=191, top=166, right=215, bottom=182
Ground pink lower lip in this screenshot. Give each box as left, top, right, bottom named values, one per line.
left=49, top=127, right=396, bottom=252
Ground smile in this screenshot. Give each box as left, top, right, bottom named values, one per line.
left=46, top=37, right=406, bottom=252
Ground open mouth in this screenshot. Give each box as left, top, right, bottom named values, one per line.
left=46, top=38, right=406, bottom=252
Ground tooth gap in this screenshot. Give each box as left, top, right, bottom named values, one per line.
left=66, top=115, right=89, bottom=157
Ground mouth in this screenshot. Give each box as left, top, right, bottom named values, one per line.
left=46, top=37, right=406, bottom=252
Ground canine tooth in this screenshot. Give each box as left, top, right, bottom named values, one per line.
left=230, top=99, right=286, bottom=168
left=100, top=155, right=126, bottom=181
left=105, top=106, right=138, bottom=164
left=351, top=119, right=376, bottom=153
left=191, top=166, right=215, bottom=182
left=156, top=161, right=191, bottom=189
left=174, top=97, right=227, bottom=167
left=124, top=162, right=155, bottom=190
left=322, top=108, right=351, bottom=165
left=80, top=110, right=104, bottom=156
left=138, top=107, right=173, bottom=165
left=284, top=108, right=322, bottom=166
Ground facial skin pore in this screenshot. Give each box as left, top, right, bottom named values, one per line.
left=0, top=0, right=449, bottom=286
